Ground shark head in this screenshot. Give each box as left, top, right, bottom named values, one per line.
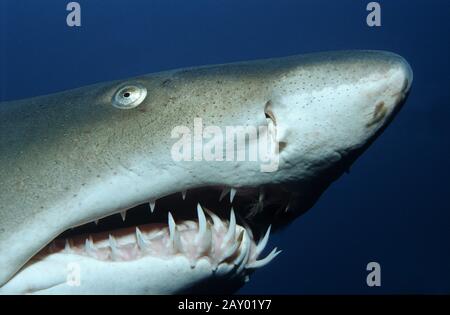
left=0, top=50, right=412, bottom=294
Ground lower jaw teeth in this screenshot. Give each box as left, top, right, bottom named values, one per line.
left=44, top=204, right=280, bottom=272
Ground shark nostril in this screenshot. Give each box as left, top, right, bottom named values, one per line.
left=263, top=100, right=287, bottom=153
left=264, top=100, right=276, bottom=125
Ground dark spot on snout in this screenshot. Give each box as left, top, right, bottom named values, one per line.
left=374, top=102, right=385, bottom=117
left=366, top=101, right=387, bottom=127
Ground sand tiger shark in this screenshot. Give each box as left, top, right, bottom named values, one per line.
left=0, top=50, right=412, bottom=294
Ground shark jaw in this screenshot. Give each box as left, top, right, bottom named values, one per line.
left=1, top=186, right=288, bottom=294
left=0, top=50, right=413, bottom=294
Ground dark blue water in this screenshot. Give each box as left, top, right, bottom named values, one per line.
left=1, top=0, right=449, bottom=294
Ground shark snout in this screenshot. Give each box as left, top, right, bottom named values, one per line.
left=386, top=53, right=413, bottom=102
left=363, top=53, right=413, bottom=128
left=399, top=58, right=413, bottom=94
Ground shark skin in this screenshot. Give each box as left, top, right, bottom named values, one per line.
left=0, top=50, right=412, bottom=294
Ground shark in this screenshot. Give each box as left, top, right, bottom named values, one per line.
left=0, top=50, right=412, bottom=294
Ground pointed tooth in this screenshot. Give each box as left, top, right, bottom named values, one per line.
left=219, top=187, right=230, bottom=201
left=85, top=236, right=96, bottom=256
left=94, top=219, right=99, bottom=225
left=234, top=229, right=251, bottom=273
left=222, top=208, right=236, bottom=248
left=246, top=247, right=282, bottom=269
left=119, top=210, right=127, bottom=221
left=235, top=212, right=254, bottom=240
left=168, top=212, right=182, bottom=252
left=236, top=232, right=252, bottom=274
left=254, top=225, right=272, bottom=258
left=109, top=234, right=120, bottom=260
left=196, top=204, right=212, bottom=254
left=258, top=187, right=264, bottom=203
left=147, top=230, right=165, bottom=241
left=204, top=208, right=224, bottom=231
left=168, top=212, right=175, bottom=232
left=284, top=202, right=290, bottom=213
left=181, top=190, right=187, bottom=200
left=284, top=196, right=292, bottom=213
left=220, top=230, right=243, bottom=262
left=135, top=227, right=149, bottom=249
left=196, top=203, right=207, bottom=238
left=109, top=234, right=117, bottom=248
left=230, top=188, right=237, bottom=203
left=64, top=239, right=71, bottom=252
left=149, top=200, right=156, bottom=213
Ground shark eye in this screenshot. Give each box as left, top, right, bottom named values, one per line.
left=112, top=84, right=147, bottom=109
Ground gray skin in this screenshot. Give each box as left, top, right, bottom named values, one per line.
left=0, top=50, right=413, bottom=292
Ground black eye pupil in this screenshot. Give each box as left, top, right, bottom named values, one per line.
left=123, top=92, right=130, bottom=98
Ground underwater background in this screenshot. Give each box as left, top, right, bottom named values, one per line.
left=1, top=0, right=449, bottom=294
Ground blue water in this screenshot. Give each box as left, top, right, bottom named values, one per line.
left=1, top=0, right=449, bottom=294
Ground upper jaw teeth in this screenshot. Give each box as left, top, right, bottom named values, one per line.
left=219, top=187, right=238, bottom=203
left=91, top=186, right=244, bottom=226
left=149, top=200, right=156, bottom=213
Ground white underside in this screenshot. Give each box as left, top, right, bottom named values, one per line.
left=0, top=253, right=237, bottom=294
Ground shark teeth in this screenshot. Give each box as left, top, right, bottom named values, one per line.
left=64, top=239, right=72, bottom=253
left=149, top=200, right=156, bottom=213
left=109, top=234, right=120, bottom=260
left=56, top=187, right=281, bottom=274
left=218, top=187, right=237, bottom=203
left=135, top=227, right=149, bottom=250
left=234, top=228, right=251, bottom=274
left=195, top=203, right=212, bottom=256
left=219, top=187, right=230, bottom=201
left=230, top=188, right=237, bottom=203
left=120, top=210, right=127, bottom=221
left=245, top=247, right=282, bottom=270
left=204, top=207, right=224, bottom=232
left=85, top=236, right=97, bottom=257
left=258, top=187, right=264, bottom=204
left=254, top=225, right=271, bottom=259
left=168, top=212, right=183, bottom=253
left=220, top=230, right=242, bottom=263
left=221, top=208, right=236, bottom=250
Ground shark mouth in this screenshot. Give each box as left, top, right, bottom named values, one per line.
left=33, top=186, right=291, bottom=279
